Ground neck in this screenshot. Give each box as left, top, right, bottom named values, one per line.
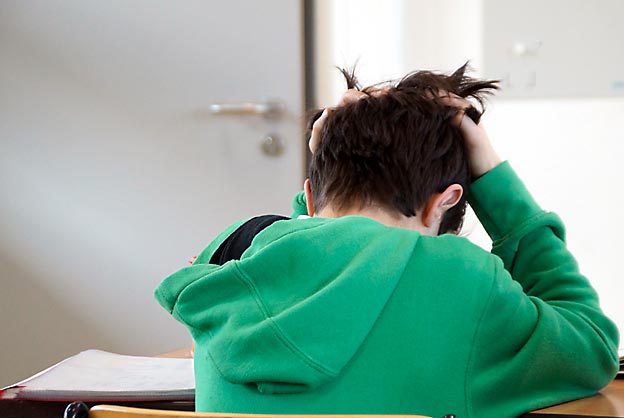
left=315, top=204, right=438, bottom=235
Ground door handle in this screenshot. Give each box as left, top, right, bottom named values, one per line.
left=208, top=100, right=285, bottom=120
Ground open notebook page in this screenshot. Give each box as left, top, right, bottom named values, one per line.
left=0, top=349, right=194, bottom=401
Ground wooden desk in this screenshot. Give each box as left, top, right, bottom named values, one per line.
left=154, top=347, right=194, bottom=359
left=523, top=379, right=624, bottom=417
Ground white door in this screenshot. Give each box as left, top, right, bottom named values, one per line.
left=0, top=0, right=304, bottom=385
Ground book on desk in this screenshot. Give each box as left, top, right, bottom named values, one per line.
left=0, top=349, right=195, bottom=402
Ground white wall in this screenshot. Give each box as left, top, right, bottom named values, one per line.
left=314, top=0, right=405, bottom=107
left=0, top=32, right=190, bottom=384
left=0, top=0, right=304, bottom=387
left=481, top=99, right=624, bottom=334
left=315, top=0, right=482, bottom=106
left=314, top=0, right=624, bottom=342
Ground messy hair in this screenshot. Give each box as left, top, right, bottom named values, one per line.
left=308, top=63, right=498, bottom=234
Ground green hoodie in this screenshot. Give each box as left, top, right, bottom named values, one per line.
left=155, top=162, right=619, bottom=418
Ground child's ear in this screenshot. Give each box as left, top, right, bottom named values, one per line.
left=304, top=179, right=315, bottom=216
left=438, top=184, right=463, bottom=212
left=422, top=184, right=463, bottom=228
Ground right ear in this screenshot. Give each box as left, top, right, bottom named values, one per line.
left=304, top=179, right=315, bottom=216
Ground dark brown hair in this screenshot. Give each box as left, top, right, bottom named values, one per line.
left=308, top=63, right=498, bottom=234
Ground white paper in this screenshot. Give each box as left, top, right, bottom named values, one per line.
left=1, top=349, right=195, bottom=401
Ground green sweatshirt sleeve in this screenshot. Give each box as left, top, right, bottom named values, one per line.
left=154, top=218, right=248, bottom=316
left=466, top=162, right=619, bottom=418
left=291, top=191, right=308, bottom=218
left=156, top=192, right=304, bottom=320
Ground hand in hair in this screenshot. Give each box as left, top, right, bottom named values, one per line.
left=305, top=63, right=501, bottom=233
left=308, top=89, right=368, bottom=153
left=438, top=92, right=502, bottom=178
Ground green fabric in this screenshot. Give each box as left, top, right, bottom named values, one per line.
left=155, top=161, right=619, bottom=418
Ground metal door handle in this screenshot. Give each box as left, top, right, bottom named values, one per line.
left=208, top=100, right=284, bottom=120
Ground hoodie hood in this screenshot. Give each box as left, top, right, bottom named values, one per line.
left=155, top=216, right=419, bottom=394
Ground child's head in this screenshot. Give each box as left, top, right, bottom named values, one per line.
left=308, top=64, right=498, bottom=234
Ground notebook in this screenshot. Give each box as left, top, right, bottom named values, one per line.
left=0, top=349, right=195, bottom=402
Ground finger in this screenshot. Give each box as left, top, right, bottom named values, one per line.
left=435, top=91, right=479, bottom=127
left=369, top=86, right=390, bottom=97
left=452, top=105, right=482, bottom=127
left=309, top=108, right=331, bottom=153
left=450, top=107, right=467, bottom=128
left=437, top=91, right=472, bottom=110
left=310, top=90, right=367, bottom=153
left=338, top=89, right=368, bottom=106
left=456, top=112, right=482, bottom=147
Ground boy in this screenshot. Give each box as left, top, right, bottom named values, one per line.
left=155, top=65, right=619, bottom=418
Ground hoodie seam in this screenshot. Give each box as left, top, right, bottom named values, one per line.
left=232, top=262, right=339, bottom=378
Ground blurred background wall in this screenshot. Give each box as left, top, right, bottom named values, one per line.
left=0, top=0, right=305, bottom=387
